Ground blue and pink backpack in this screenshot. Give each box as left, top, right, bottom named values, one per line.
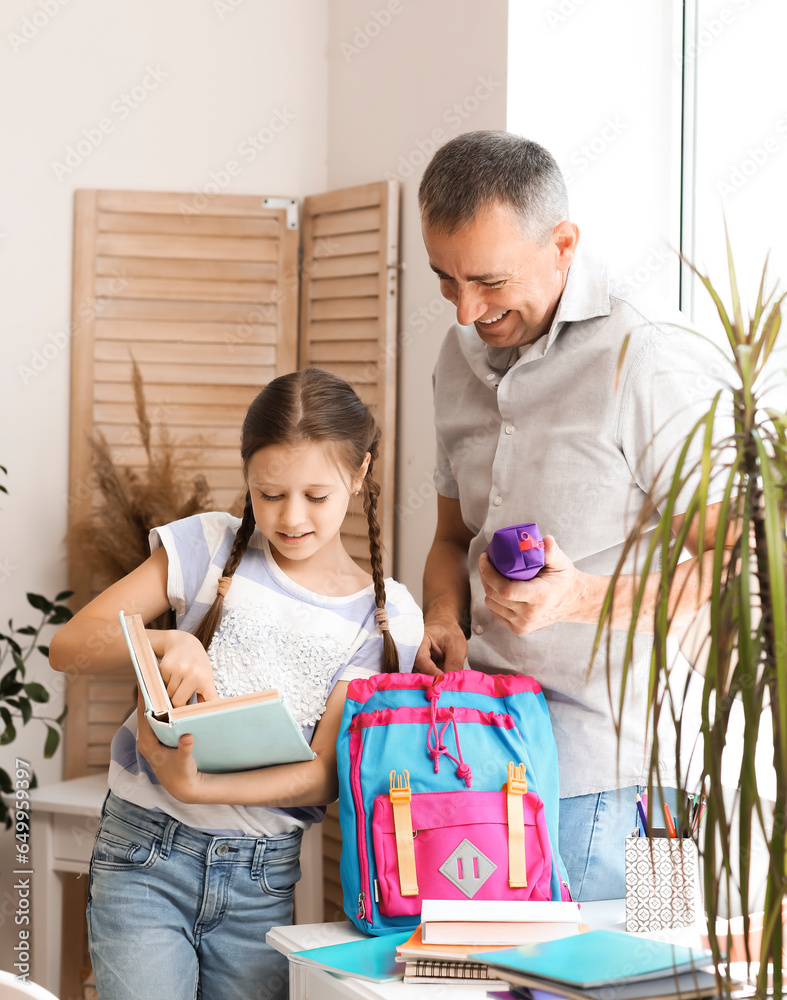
left=337, top=670, right=571, bottom=935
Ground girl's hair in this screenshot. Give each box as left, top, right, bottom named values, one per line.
left=192, top=367, right=399, bottom=672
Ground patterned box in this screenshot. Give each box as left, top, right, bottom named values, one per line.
left=625, top=832, right=699, bottom=932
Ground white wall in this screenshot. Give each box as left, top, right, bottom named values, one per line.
left=508, top=0, right=684, bottom=301
left=326, top=0, right=509, bottom=593
left=0, top=0, right=328, bottom=968
left=689, top=0, right=787, bottom=412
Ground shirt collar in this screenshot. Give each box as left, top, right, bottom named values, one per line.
left=455, top=244, right=611, bottom=383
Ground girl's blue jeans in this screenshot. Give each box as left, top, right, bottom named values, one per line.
left=87, top=792, right=303, bottom=1000
left=559, top=785, right=678, bottom=901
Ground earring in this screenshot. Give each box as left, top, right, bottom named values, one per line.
left=354, top=491, right=360, bottom=496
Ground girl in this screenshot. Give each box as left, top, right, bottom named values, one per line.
left=50, top=368, right=424, bottom=1000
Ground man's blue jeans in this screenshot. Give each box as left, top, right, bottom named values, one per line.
left=559, top=785, right=678, bottom=901
left=87, top=792, right=302, bottom=1000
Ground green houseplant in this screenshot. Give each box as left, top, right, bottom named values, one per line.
left=0, top=466, right=70, bottom=828
left=595, top=234, right=785, bottom=997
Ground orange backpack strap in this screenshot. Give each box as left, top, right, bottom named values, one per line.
left=504, top=761, right=528, bottom=888
left=389, top=769, right=419, bottom=897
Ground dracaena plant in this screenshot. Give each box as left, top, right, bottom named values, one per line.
left=594, top=234, right=786, bottom=998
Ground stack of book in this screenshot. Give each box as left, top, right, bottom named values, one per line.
left=468, top=929, right=741, bottom=1000
left=396, top=899, right=583, bottom=986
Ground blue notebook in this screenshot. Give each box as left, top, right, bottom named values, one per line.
left=469, top=930, right=714, bottom=989
left=289, top=931, right=410, bottom=982
left=120, top=610, right=315, bottom=774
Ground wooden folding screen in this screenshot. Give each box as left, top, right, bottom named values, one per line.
left=66, top=189, right=299, bottom=778
left=299, top=181, right=398, bottom=577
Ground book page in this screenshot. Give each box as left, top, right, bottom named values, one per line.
left=123, top=612, right=171, bottom=716
left=172, top=688, right=281, bottom=719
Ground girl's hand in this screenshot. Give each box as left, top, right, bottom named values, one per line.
left=136, top=694, right=206, bottom=803
left=151, top=629, right=220, bottom=707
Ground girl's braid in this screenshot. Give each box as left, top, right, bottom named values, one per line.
left=362, top=440, right=399, bottom=673
left=192, top=492, right=257, bottom=651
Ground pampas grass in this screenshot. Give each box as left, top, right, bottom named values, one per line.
left=69, top=360, right=214, bottom=605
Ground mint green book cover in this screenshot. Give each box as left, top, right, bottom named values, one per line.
left=120, top=610, right=315, bottom=774
left=469, top=930, right=714, bottom=989
left=290, top=932, right=410, bottom=982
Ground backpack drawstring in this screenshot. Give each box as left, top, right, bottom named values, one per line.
left=425, top=682, right=473, bottom=787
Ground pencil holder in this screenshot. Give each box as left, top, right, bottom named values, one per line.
left=625, top=831, right=700, bottom=932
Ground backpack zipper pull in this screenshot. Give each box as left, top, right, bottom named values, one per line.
left=357, top=891, right=367, bottom=920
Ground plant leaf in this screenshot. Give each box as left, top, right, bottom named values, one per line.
left=724, top=219, right=745, bottom=342
left=680, top=254, right=737, bottom=353
left=43, top=725, right=60, bottom=758
left=55, top=590, right=74, bottom=602
left=26, top=593, right=53, bottom=614
left=0, top=707, right=16, bottom=745
left=755, top=432, right=787, bottom=776
left=754, top=293, right=785, bottom=374
left=48, top=607, right=73, bottom=625
left=0, top=667, right=18, bottom=694
left=3, top=635, right=22, bottom=655
left=17, top=697, right=32, bottom=725
left=0, top=766, right=12, bottom=794
left=615, top=332, right=631, bottom=392
left=23, top=682, right=50, bottom=704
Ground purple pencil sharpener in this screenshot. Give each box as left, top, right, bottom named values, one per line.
left=485, top=523, right=545, bottom=580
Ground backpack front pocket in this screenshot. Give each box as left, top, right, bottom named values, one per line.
left=371, top=787, right=553, bottom=917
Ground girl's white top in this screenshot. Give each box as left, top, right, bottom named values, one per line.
left=108, top=511, right=424, bottom=837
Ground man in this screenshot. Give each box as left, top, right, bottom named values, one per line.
left=413, top=131, right=729, bottom=900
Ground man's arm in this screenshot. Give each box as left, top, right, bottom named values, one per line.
left=413, top=494, right=475, bottom=674
left=479, top=499, right=734, bottom=643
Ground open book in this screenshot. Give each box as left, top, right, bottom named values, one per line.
left=119, top=610, right=316, bottom=774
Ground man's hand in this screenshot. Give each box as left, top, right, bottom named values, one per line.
left=413, top=615, right=468, bottom=674
left=136, top=694, right=205, bottom=802
left=479, top=535, right=595, bottom=634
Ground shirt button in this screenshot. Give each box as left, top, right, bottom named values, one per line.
left=216, top=844, right=230, bottom=857
left=474, top=625, right=484, bottom=634
left=493, top=495, right=502, bottom=506
left=505, top=424, right=515, bottom=435
left=485, top=373, right=496, bottom=381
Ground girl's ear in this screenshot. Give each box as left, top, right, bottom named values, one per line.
left=353, top=451, right=372, bottom=493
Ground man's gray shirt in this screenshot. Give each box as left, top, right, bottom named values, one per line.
left=433, top=246, right=721, bottom=797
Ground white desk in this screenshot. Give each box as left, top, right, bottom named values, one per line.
left=267, top=902, right=631, bottom=1000
left=27, top=773, right=108, bottom=995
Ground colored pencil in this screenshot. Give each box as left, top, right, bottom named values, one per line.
left=663, top=802, right=677, bottom=838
